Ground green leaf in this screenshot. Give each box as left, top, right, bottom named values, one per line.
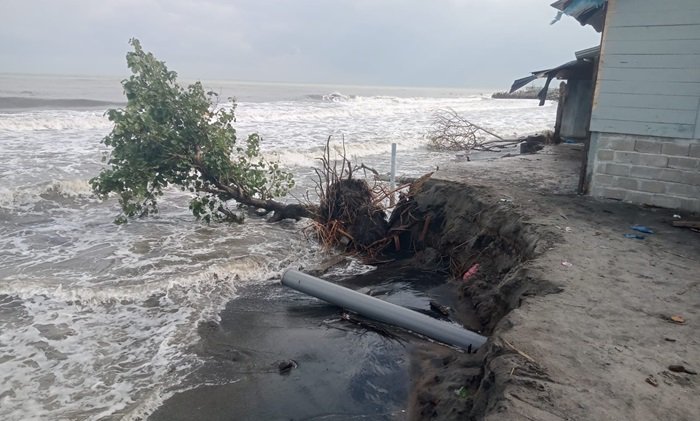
left=91, top=39, right=295, bottom=223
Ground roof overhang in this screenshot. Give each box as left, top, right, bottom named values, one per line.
left=509, top=46, right=599, bottom=105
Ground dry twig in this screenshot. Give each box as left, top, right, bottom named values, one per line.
left=427, top=108, right=521, bottom=153
left=503, top=338, right=536, bottom=364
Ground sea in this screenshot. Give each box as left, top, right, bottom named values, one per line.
left=0, top=73, right=556, bottom=420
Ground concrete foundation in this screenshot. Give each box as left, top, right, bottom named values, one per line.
left=589, top=132, right=700, bottom=213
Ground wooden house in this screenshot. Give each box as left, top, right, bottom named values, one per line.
left=514, top=0, right=700, bottom=212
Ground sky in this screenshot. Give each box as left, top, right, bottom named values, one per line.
left=0, top=0, right=601, bottom=88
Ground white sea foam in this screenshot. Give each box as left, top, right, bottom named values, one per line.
left=0, top=235, right=325, bottom=421
left=0, top=110, right=111, bottom=132
left=0, top=179, right=95, bottom=211
left=235, top=94, right=555, bottom=163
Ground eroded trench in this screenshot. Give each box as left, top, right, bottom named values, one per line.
left=396, top=179, right=556, bottom=420
left=149, top=179, right=558, bottom=421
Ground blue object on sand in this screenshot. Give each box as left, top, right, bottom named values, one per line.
left=631, top=225, right=654, bottom=234
left=624, top=233, right=646, bottom=240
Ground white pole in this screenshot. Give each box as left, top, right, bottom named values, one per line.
left=390, top=143, right=397, bottom=206
left=282, top=269, right=487, bottom=351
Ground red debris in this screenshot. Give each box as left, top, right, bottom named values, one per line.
left=462, top=263, right=480, bottom=281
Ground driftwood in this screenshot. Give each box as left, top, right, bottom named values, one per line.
left=427, top=108, right=521, bottom=153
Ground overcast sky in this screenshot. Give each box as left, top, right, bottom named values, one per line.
left=0, top=0, right=600, bottom=88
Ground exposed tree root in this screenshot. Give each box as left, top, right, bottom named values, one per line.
left=303, top=137, right=437, bottom=261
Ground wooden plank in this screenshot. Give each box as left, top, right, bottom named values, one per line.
left=609, top=0, right=700, bottom=14
left=672, top=220, right=700, bottom=229
left=605, top=24, right=700, bottom=42
left=604, top=39, right=700, bottom=55
left=608, top=7, right=700, bottom=27
left=591, top=105, right=697, bottom=125
left=590, top=118, right=695, bottom=138
left=596, top=79, right=700, bottom=96
left=695, top=99, right=700, bottom=139
left=598, top=67, right=700, bottom=83
left=560, top=80, right=593, bottom=139
left=595, top=92, right=700, bottom=111
left=602, top=53, right=700, bottom=69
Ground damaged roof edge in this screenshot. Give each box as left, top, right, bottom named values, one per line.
left=508, top=46, right=600, bottom=105
left=575, top=45, right=601, bottom=60
left=550, top=0, right=607, bottom=32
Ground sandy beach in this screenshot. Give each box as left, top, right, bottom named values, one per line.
left=434, top=145, right=700, bottom=420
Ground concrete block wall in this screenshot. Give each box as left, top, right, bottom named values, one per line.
left=589, top=133, right=700, bottom=213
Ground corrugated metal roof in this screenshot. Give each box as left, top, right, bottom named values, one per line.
left=575, top=45, right=601, bottom=60
left=508, top=46, right=599, bottom=105
left=551, top=0, right=607, bottom=31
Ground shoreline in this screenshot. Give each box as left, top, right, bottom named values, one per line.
left=149, top=144, right=700, bottom=420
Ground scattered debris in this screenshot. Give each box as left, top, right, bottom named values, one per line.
left=672, top=220, right=700, bottom=229
left=277, top=359, right=298, bottom=375
left=519, top=134, right=548, bottom=154
left=462, top=263, right=480, bottom=281
left=631, top=225, right=654, bottom=234
left=624, top=233, right=646, bottom=240
left=662, top=315, right=686, bottom=325
left=340, top=312, right=404, bottom=343
left=305, top=255, right=348, bottom=277
left=427, top=108, right=520, bottom=153
left=429, top=300, right=451, bottom=317
left=668, top=365, right=697, bottom=375
left=564, top=226, right=573, bottom=233
left=661, top=369, right=695, bottom=387
left=645, top=375, right=659, bottom=387
left=502, top=338, right=536, bottom=364
left=455, top=386, right=469, bottom=399
left=561, top=261, right=573, bottom=268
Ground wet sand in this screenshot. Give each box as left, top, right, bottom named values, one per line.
left=150, top=265, right=479, bottom=421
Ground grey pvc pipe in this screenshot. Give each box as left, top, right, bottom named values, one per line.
left=281, top=269, right=487, bottom=350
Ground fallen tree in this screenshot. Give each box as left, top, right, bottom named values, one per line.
left=91, top=39, right=313, bottom=225
left=91, top=39, right=398, bottom=255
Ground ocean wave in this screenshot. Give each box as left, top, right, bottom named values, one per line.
left=0, top=179, right=95, bottom=210
left=0, top=110, right=112, bottom=132
left=0, top=96, right=124, bottom=111
left=305, top=92, right=357, bottom=102
left=0, top=241, right=326, bottom=421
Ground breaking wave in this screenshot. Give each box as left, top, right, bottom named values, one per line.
left=306, top=92, right=355, bottom=102
left=0, top=96, right=124, bottom=111
left=0, top=110, right=112, bottom=132
left=0, top=179, right=95, bottom=211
